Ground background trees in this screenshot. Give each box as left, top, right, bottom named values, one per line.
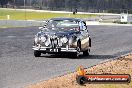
left=0, top=0, right=132, bottom=13
left=0, top=0, right=8, bottom=7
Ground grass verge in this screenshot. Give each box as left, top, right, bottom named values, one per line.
left=0, top=8, right=96, bottom=20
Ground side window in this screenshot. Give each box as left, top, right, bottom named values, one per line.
left=79, top=21, right=87, bottom=30
left=83, top=21, right=86, bottom=26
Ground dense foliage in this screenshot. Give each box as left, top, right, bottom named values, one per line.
left=0, top=0, right=132, bottom=13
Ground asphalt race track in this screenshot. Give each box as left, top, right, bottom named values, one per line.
left=0, top=25, right=132, bottom=88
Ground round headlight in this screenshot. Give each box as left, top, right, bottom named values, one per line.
left=68, top=38, right=73, bottom=45
left=58, top=39, right=62, bottom=46
left=41, top=36, right=46, bottom=43
left=58, top=42, right=62, bottom=46
left=45, top=38, right=51, bottom=46
left=34, top=37, right=39, bottom=44
left=60, top=37, right=68, bottom=43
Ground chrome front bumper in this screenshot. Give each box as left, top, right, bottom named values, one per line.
left=32, top=46, right=77, bottom=53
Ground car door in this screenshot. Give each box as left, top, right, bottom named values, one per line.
left=79, top=21, right=89, bottom=50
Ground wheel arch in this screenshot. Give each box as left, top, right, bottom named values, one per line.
left=77, top=39, right=81, bottom=49
left=89, top=37, right=91, bottom=47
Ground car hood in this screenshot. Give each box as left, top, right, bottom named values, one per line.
left=42, top=28, right=79, bottom=37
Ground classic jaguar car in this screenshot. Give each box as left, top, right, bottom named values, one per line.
left=32, top=18, right=91, bottom=58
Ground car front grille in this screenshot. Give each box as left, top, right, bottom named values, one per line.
left=50, top=38, right=58, bottom=48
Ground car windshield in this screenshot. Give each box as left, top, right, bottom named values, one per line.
left=57, top=21, right=79, bottom=27
left=46, top=19, right=79, bottom=28
left=45, top=19, right=80, bottom=31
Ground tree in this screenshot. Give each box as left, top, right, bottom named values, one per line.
left=0, top=0, right=8, bottom=7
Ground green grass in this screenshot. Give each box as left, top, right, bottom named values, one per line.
left=0, top=9, right=96, bottom=20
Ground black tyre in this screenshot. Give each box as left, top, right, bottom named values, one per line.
left=83, top=50, right=89, bottom=56
left=89, top=38, right=91, bottom=47
left=76, top=76, right=87, bottom=85
left=73, top=41, right=81, bottom=58
left=34, top=50, right=41, bottom=57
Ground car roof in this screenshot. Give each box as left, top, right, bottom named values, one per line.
left=50, top=18, right=82, bottom=21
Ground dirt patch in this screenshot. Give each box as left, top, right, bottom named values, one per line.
left=26, top=54, right=132, bottom=88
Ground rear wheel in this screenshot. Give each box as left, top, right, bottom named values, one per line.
left=83, top=39, right=90, bottom=56
left=89, top=38, right=91, bottom=47
left=83, top=49, right=90, bottom=56
left=34, top=50, right=41, bottom=57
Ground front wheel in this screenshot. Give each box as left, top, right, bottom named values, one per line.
left=73, top=42, right=81, bottom=58
left=83, top=49, right=90, bottom=56
left=34, top=50, right=41, bottom=57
